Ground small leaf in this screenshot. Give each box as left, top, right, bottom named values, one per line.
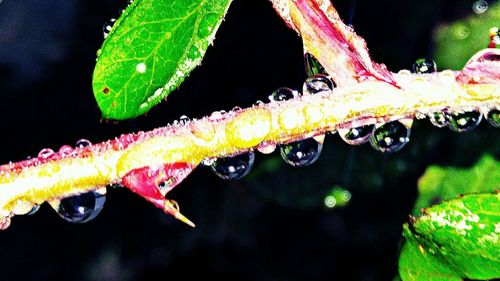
left=413, top=155, right=500, bottom=215
left=402, top=193, right=500, bottom=280
left=93, top=0, right=233, bottom=120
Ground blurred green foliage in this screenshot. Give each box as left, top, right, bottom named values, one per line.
left=433, top=1, right=500, bottom=69
left=413, top=154, right=500, bottom=215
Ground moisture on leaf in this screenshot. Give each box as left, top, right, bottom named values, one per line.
left=92, top=0, right=233, bottom=120
left=400, top=193, right=500, bottom=281
left=413, top=155, right=500, bottom=215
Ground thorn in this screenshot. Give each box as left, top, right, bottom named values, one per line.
left=164, top=200, right=196, bottom=227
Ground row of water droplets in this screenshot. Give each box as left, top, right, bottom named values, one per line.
left=205, top=54, right=499, bottom=182
left=411, top=58, right=499, bottom=131
left=12, top=139, right=106, bottom=226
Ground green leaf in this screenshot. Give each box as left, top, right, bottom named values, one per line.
left=401, top=193, right=500, bottom=280
left=398, top=236, right=462, bottom=281
left=413, top=155, right=500, bottom=215
left=433, top=1, right=500, bottom=70
left=93, top=0, right=233, bottom=120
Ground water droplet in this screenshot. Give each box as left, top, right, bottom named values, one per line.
left=486, top=109, right=500, bottom=128
left=257, top=141, right=277, bottom=154
left=136, top=62, right=147, bottom=74
left=201, top=158, right=216, bottom=166
left=303, top=74, right=334, bottom=95
left=27, top=204, right=40, bottom=215
left=158, top=177, right=176, bottom=196
left=188, top=46, right=200, bottom=59
left=211, top=152, right=255, bottom=180
left=428, top=112, right=448, bottom=128
left=230, top=106, right=242, bottom=115
left=488, top=27, right=500, bottom=47
left=103, top=18, right=116, bottom=38
left=472, top=0, right=488, bottom=14
left=338, top=124, right=374, bottom=145
left=369, top=121, right=411, bottom=153
left=269, top=87, right=297, bottom=102
left=209, top=111, right=225, bottom=121
left=38, top=148, right=55, bottom=159
left=304, top=53, right=327, bottom=76
left=75, top=139, right=92, bottom=148
left=12, top=200, right=37, bottom=215
left=179, top=115, right=190, bottom=125
left=254, top=100, right=265, bottom=107
left=280, top=138, right=323, bottom=167
left=415, top=112, right=427, bottom=120
left=446, top=110, right=482, bottom=133
left=58, top=145, right=73, bottom=155
left=0, top=216, right=11, bottom=230
left=54, top=190, right=106, bottom=223
left=198, top=13, right=218, bottom=38
left=411, top=58, right=437, bottom=74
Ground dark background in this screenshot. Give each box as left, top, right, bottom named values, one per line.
left=0, top=0, right=498, bottom=280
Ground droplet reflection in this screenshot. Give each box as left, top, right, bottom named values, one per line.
left=411, top=58, right=437, bottom=74
left=280, top=138, right=323, bottom=167
left=211, top=152, right=255, bottom=180
left=486, top=109, right=500, bottom=128
left=369, top=121, right=411, bottom=153
left=338, top=125, right=374, bottom=145
left=446, top=110, right=482, bottom=133
left=55, top=190, right=106, bottom=223
left=303, top=74, right=334, bottom=95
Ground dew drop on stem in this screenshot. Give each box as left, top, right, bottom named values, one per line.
left=269, top=87, right=298, bottom=102
left=486, top=109, right=500, bottom=128
left=428, top=112, right=448, bottom=128
left=280, top=138, right=323, bottom=167
left=75, top=139, right=92, bottom=148
left=58, top=145, right=73, bottom=155
left=53, top=190, right=107, bottom=223
left=26, top=204, right=40, bottom=215
left=338, top=124, right=375, bottom=145
left=369, top=121, right=411, bottom=153
left=446, top=110, right=483, bottom=133
left=211, top=152, right=255, bottom=180
left=303, top=74, right=335, bottom=95
left=38, top=148, right=55, bottom=159
left=411, top=58, right=437, bottom=74
left=257, top=141, right=277, bottom=154
left=179, top=115, right=190, bottom=125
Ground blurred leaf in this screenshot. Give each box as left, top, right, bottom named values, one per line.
left=93, top=0, right=233, bottom=120
left=433, top=1, right=500, bottom=69
left=400, top=193, right=500, bottom=280
left=413, top=155, right=500, bottom=215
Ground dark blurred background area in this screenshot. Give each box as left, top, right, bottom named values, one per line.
left=0, top=0, right=498, bottom=280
